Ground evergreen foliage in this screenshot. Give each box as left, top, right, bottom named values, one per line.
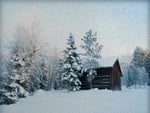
left=62, top=34, right=82, bottom=91
left=132, top=47, right=150, bottom=85
left=144, top=51, right=150, bottom=85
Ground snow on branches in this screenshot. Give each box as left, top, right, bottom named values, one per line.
left=62, top=34, right=82, bottom=91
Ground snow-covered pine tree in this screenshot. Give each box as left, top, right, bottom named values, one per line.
left=38, top=59, right=49, bottom=91
left=132, top=47, right=150, bottom=86
left=47, top=48, right=60, bottom=90
left=23, top=46, right=43, bottom=94
left=81, top=30, right=103, bottom=89
left=62, top=33, right=82, bottom=91
left=2, top=73, right=19, bottom=104
left=125, top=63, right=144, bottom=89
left=0, top=44, right=25, bottom=104
left=130, top=64, right=139, bottom=89
left=138, top=67, right=149, bottom=87
left=12, top=9, right=49, bottom=93
left=126, top=69, right=134, bottom=88
left=9, top=51, right=28, bottom=98
left=7, top=41, right=36, bottom=97
left=0, top=52, right=9, bottom=104
left=144, top=51, right=150, bottom=85
left=132, top=47, right=145, bottom=67
left=53, top=59, right=64, bottom=90
left=0, top=54, right=21, bottom=105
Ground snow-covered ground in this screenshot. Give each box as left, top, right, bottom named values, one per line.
left=0, top=87, right=149, bottom=113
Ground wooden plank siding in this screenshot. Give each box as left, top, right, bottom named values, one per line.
left=111, top=60, right=122, bottom=90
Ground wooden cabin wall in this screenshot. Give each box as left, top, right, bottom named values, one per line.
left=80, top=60, right=122, bottom=90
left=111, top=62, right=121, bottom=90
left=92, top=68, right=112, bottom=89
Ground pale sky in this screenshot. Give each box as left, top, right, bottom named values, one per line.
left=1, top=1, right=149, bottom=57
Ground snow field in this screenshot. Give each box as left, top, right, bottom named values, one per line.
left=0, top=87, right=149, bottom=113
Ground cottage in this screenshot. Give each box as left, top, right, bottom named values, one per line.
left=80, top=57, right=122, bottom=90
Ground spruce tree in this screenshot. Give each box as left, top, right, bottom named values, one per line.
left=126, top=69, right=133, bottom=88
left=144, top=51, right=150, bottom=85
left=62, top=33, right=82, bottom=91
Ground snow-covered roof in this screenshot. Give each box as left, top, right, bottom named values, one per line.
left=98, top=57, right=117, bottom=67
left=82, top=57, right=118, bottom=69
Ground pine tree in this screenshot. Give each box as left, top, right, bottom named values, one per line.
left=23, top=46, right=43, bottom=94
left=0, top=53, right=9, bottom=104
left=81, top=30, right=103, bottom=89
left=38, top=60, right=49, bottom=91
left=1, top=56, right=19, bottom=104
left=9, top=51, right=28, bottom=98
left=126, top=64, right=141, bottom=89
left=138, top=67, right=149, bottom=87
left=62, top=33, right=82, bottom=91
left=130, top=65, right=139, bottom=89
left=0, top=49, right=20, bottom=104
left=126, top=69, right=133, bottom=88
left=52, top=59, right=63, bottom=90
left=132, top=47, right=150, bottom=85
left=144, top=51, right=150, bottom=85
left=132, top=47, right=145, bottom=67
